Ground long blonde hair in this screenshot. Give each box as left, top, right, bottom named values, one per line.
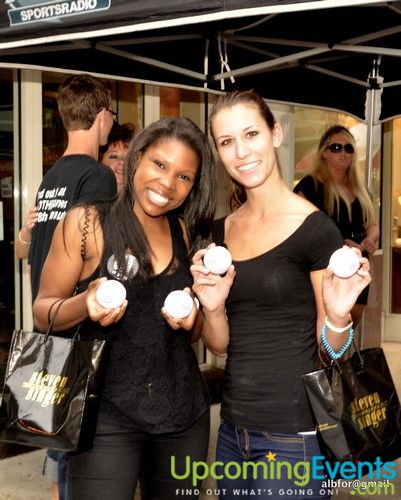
left=311, top=125, right=375, bottom=225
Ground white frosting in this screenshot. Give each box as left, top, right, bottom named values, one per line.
left=96, top=280, right=127, bottom=309
left=164, top=290, right=194, bottom=319
left=329, top=247, right=360, bottom=278
left=203, top=246, right=232, bottom=275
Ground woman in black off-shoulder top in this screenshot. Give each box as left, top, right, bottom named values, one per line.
left=190, top=91, right=371, bottom=500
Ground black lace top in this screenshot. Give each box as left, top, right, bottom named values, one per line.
left=77, top=215, right=209, bottom=433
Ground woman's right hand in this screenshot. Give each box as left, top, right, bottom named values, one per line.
left=190, top=244, right=236, bottom=313
left=86, top=278, right=128, bottom=327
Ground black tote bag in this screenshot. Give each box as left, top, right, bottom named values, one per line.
left=0, top=300, right=107, bottom=452
left=302, top=346, right=401, bottom=464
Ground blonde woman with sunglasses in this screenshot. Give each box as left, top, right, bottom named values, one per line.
left=294, top=125, right=379, bottom=326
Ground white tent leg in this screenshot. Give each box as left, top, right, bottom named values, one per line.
left=365, top=57, right=382, bottom=192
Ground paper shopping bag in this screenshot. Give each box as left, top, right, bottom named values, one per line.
left=0, top=301, right=106, bottom=451
left=302, top=347, right=401, bottom=464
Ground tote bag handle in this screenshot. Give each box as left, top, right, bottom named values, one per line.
left=317, top=338, right=364, bottom=373
left=44, top=298, right=69, bottom=341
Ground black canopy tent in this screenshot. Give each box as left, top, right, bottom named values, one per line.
left=0, top=0, right=400, bottom=123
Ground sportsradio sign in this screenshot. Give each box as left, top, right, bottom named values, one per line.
left=6, top=0, right=111, bottom=26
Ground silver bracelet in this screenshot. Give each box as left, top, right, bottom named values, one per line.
left=18, top=230, right=31, bottom=246
left=324, top=315, right=353, bottom=334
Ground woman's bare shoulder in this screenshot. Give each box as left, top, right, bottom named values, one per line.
left=290, top=190, right=319, bottom=216
left=62, top=205, right=99, bottom=231
left=59, top=205, right=103, bottom=258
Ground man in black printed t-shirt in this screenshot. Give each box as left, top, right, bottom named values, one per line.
left=29, top=73, right=117, bottom=303
left=28, top=73, right=117, bottom=500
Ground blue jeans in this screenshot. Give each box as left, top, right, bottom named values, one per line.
left=46, top=450, right=68, bottom=500
left=216, top=419, right=331, bottom=499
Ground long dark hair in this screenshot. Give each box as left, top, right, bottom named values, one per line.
left=209, top=90, right=276, bottom=211
left=98, top=116, right=217, bottom=277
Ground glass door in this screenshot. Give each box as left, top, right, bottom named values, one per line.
left=390, top=119, right=401, bottom=315
left=382, top=119, right=401, bottom=341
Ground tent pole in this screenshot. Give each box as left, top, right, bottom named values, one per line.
left=365, top=84, right=375, bottom=192
left=360, top=67, right=376, bottom=351
left=365, top=57, right=381, bottom=192
left=362, top=58, right=382, bottom=349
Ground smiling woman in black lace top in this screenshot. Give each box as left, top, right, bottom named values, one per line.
left=33, top=116, right=217, bottom=500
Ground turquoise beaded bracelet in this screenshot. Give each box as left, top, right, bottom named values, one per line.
left=320, top=322, right=354, bottom=360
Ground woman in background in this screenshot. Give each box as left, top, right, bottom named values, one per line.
left=294, top=125, right=379, bottom=327
left=100, top=122, right=135, bottom=193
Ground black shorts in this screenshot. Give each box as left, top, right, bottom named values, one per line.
left=356, top=251, right=370, bottom=305
left=356, top=284, right=369, bottom=305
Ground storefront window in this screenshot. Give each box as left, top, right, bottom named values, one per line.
left=0, top=69, right=14, bottom=387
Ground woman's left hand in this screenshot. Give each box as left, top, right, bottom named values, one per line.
left=322, top=248, right=371, bottom=323
left=86, top=278, right=128, bottom=327
left=359, top=236, right=377, bottom=256
left=161, top=287, right=199, bottom=331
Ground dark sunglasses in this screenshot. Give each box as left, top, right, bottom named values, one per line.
left=327, top=143, right=354, bottom=154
